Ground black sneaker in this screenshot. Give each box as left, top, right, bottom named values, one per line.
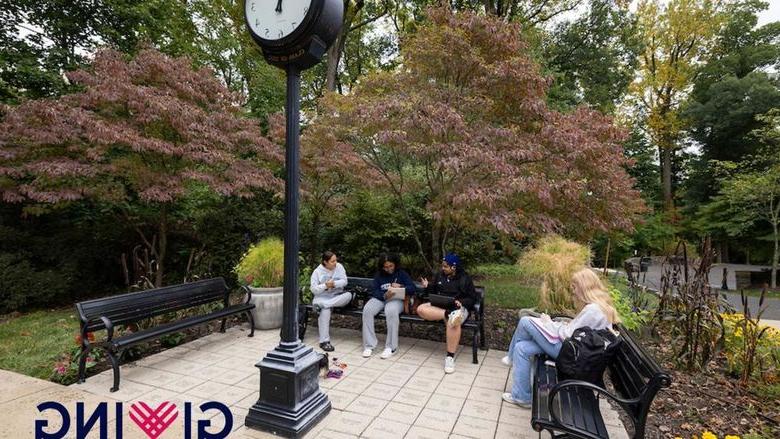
left=319, top=342, right=334, bottom=352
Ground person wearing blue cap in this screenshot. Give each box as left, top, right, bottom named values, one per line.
left=416, top=252, right=477, bottom=374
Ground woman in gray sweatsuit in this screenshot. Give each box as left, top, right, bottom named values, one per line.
left=310, top=251, right=351, bottom=351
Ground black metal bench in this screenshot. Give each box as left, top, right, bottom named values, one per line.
left=531, top=324, right=671, bottom=439
left=75, top=277, right=255, bottom=392
left=298, top=277, right=486, bottom=363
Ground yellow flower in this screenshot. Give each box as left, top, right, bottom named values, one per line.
left=702, top=431, right=717, bottom=439
left=725, top=435, right=740, bottom=439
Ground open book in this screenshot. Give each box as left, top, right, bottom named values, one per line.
left=527, top=315, right=567, bottom=344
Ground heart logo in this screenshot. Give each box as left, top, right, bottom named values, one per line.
left=129, top=401, right=178, bottom=439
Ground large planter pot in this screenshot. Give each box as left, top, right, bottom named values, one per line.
left=247, top=286, right=283, bottom=330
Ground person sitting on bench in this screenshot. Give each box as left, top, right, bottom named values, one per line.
left=310, top=251, right=351, bottom=352
left=417, top=253, right=477, bottom=374
left=362, top=253, right=416, bottom=359
left=501, top=268, right=620, bottom=408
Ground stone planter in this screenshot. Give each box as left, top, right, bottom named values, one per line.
left=247, top=286, right=283, bottom=330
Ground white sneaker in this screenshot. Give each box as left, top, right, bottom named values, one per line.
left=380, top=348, right=396, bottom=359
left=444, top=356, right=455, bottom=374
left=362, top=348, right=373, bottom=358
left=501, top=355, right=512, bottom=367
left=502, top=392, right=531, bottom=408
left=448, top=308, right=465, bottom=326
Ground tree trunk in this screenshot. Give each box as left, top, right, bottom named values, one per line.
left=309, top=209, right=322, bottom=267
left=431, top=221, right=441, bottom=271
left=660, top=145, right=674, bottom=211
left=156, top=207, right=168, bottom=287
left=773, top=222, right=778, bottom=289
left=325, top=29, right=347, bottom=92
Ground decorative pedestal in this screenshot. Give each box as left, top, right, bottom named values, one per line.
left=245, top=341, right=330, bottom=437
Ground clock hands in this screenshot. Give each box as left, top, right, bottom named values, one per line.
left=275, top=0, right=282, bottom=13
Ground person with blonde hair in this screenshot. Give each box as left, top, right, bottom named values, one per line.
left=501, top=268, right=620, bottom=407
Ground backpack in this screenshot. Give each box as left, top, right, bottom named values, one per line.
left=556, top=326, right=622, bottom=385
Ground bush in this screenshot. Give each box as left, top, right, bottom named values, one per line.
left=607, top=284, right=651, bottom=331
left=234, top=238, right=285, bottom=288
left=721, top=313, right=780, bottom=385
left=517, top=235, right=591, bottom=313
left=0, top=253, right=70, bottom=313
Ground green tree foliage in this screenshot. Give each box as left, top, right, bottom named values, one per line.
left=544, top=0, right=642, bottom=114
left=684, top=0, right=780, bottom=204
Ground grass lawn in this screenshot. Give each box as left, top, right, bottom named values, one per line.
left=478, top=276, right=539, bottom=309
left=732, top=288, right=780, bottom=299
left=0, top=308, right=79, bottom=380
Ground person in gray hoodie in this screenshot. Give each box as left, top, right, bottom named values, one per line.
left=310, top=251, right=350, bottom=351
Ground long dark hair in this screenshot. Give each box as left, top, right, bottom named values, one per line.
left=376, top=253, right=401, bottom=274
left=321, top=251, right=336, bottom=265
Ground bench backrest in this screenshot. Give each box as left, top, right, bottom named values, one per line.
left=608, top=325, right=672, bottom=421
left=76, top=278, right=229, bottom=331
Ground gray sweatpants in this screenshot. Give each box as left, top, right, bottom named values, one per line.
left=362, top=297, right=405, bottom=351
left=312, top=292, right=352, bottom=343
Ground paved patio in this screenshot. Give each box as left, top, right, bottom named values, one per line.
left=3, top=323, right=631, bottom=438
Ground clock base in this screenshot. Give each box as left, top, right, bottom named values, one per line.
left=245, top=341, right=331, bottom=438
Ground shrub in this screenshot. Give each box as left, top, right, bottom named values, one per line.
left=234, top=238, right=285, bottom=288
left=608, top=284, right=651, bottom=331
left=517, top=235, right=591, bottom=313
left=0, top=252, right=70, bottom=313
left=721, top=312, right=780, bottom=385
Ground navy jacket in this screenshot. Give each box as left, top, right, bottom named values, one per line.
left=372, top=269, right=416, bottom=302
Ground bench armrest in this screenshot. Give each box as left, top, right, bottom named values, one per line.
left=547, top=380, right=640, bottom=431
left=101, top=316, right=115, bottom=342
left=241, top=285, right=252, bottom=304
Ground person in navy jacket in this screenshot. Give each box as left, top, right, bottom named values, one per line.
left=361, top=253, right=416, bottom=359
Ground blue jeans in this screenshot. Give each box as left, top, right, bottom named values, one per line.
left=510, top=317, right=562, bottom=402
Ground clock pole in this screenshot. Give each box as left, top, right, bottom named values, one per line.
left=244, top=64, right=331, bottom=438
left=281, top=64, right=301, bottom=346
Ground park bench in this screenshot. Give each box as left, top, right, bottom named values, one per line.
left=75, top=277, right=255, bottom=392
left=531, top=323, right=671, bottom=439
left=298, top=277, right=486, bottom=363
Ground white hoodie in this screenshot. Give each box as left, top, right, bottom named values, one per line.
left=310, top=262, right=348, bottom=297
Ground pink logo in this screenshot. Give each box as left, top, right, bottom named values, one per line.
left=129, top=401, right=178, bottom=439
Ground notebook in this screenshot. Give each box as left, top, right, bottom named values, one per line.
left=386, top=287, right=406, bottom=301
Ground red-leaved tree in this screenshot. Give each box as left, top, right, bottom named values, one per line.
left=0, top=49, right=282, bottom=286
left=312, top=7, right=645, bottom=269
left=267, top=112, right=380, bottom=265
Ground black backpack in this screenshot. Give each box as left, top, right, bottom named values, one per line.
left=556, top=326, right=622, bottom=385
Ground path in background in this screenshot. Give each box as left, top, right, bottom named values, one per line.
left=629, top=260, right=780, bottom=320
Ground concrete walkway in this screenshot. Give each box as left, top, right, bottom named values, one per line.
left=0, top=324, right=632, bottom=438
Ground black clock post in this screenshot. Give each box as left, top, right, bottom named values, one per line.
left=243, top=0, right=343, bottom=437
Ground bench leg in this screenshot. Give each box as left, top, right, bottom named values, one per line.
left=77, top=345, right=90, bottom=383
left=219, top=317, right=227, bottom=333
left=472, top=330, right=479, bottom=364
left=108, top=350, right=121, bottom=393
left=480, top=321, right=486, bottom=349
left=245, top=310, right=255, bottom=337
left=298, top=306, right=309, bottom=341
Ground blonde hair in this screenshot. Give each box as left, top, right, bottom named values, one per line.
left=571, top=268, right=620, bottom=324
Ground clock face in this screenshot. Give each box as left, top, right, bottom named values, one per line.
left=246, top=0, right=313, bottom=41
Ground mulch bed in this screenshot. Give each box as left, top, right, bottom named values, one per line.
left=639, top=332, right=780, bottom=438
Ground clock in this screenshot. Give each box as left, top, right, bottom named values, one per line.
left=245, top=0, right=343, bottom=69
